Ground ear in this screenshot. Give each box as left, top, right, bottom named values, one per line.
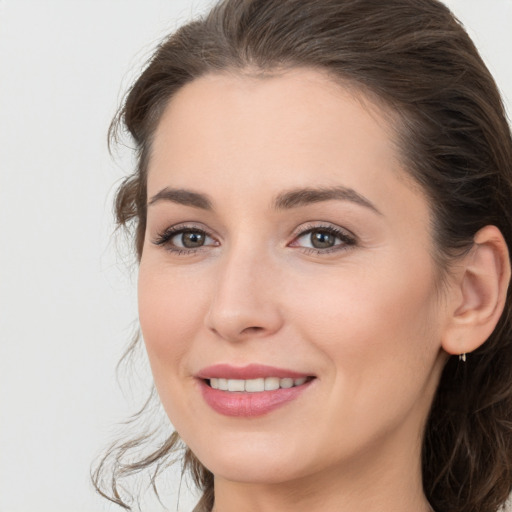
left=441, top=225, right=511, bottom=357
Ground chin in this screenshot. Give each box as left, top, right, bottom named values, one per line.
left=206, top=456, right=306, bottom=485
left=184, top=430, right=312, bottom=485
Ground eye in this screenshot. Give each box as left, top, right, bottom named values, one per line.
left=152, top=225, right=218, bottom=253
left=175, top=230, right=208, bottom=248
left=306, top=230, right=338, bottom=249
left=291, top=225, right=356, bottom=253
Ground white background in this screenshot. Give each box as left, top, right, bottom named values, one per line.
left=1, top=1, right=511, bottom=511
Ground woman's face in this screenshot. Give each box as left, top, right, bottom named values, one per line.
left=139, top=69, right=449, bottom=485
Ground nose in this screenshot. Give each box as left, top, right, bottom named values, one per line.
left=204, top=247, right=284, bottom=343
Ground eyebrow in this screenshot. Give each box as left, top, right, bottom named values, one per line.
left=148, top=185, right=381, bottom=215
left=148, top=187, right=213, bottom=210
left=272, top=186, right=381, bottom=214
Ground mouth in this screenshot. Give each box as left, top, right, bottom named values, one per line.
left=205, top=376, right=313, bottom=392
left=196, top=364, right=316, bottom=417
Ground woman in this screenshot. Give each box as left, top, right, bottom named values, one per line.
left=93, top=0, right=512, bottom=511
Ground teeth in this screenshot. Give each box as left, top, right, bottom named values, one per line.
left=227, top=379, right=245, bottom=392
left=265, top=377, right=280, bottom=390
left=280, top=378, right=294, bottom=388
left=209, top=377, right=310, bottom=392
left=245, top=378, right=265, bottom=392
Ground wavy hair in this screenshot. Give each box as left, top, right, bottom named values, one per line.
left=92, top=1, right=512, bottom=511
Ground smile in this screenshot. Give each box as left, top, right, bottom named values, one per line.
left=197, top=365, right=316, bottom=417
left=208, top=377, right=308, bottom=392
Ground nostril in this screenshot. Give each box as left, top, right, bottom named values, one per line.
left=241, top=326, right=265, bottom=335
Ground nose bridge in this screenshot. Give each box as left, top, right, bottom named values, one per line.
left=205, top=237, right=283, bottom=341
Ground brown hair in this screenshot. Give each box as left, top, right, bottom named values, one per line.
left=92, top=1, right=512, bottom=511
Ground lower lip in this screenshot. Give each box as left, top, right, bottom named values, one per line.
left=199, top=379, right=313, bottom=417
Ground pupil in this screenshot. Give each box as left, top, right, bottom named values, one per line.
left=311, top=230, right=335, bottom=249
left=182, top=231, right=205, bottom=248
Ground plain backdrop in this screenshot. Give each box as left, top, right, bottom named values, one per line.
left=0, top=1, right=511, bottom=511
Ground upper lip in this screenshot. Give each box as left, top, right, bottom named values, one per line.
left=196, top=363, right=312, bottom=380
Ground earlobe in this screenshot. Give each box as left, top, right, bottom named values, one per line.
left=442, top=225, right=511, bottom=357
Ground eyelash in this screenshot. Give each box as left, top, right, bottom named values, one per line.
left=152, top=223, right=357, bottom=256
left=152, top=224, right=215, bottom=256
left=292, top=223, right=357, bottom=255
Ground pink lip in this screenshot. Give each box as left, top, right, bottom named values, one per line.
left=196, top=363, right=311, bottom=380
left=196, top=364, right=315, bottom=417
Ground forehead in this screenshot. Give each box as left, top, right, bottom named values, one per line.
left=147, top=68, right=425, bottom=219
left=151, top=69, right=396, bottom=164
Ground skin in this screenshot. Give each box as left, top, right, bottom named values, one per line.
left=138, top=69, right=506, bottom=512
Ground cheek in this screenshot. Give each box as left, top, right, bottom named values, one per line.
left=284, top=264, right=442, bottom=453
left=137, top=259, right=213, bottom=431
left=287, top=255, right=441, bottom=391
left=137, top=261, right=203, bottom=377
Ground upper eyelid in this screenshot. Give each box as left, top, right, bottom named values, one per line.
left=155, top=222, right=214, bottom=236
left=291, top=222, right=356, bottom=239
left=153, top=221, right=354, bottom=236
